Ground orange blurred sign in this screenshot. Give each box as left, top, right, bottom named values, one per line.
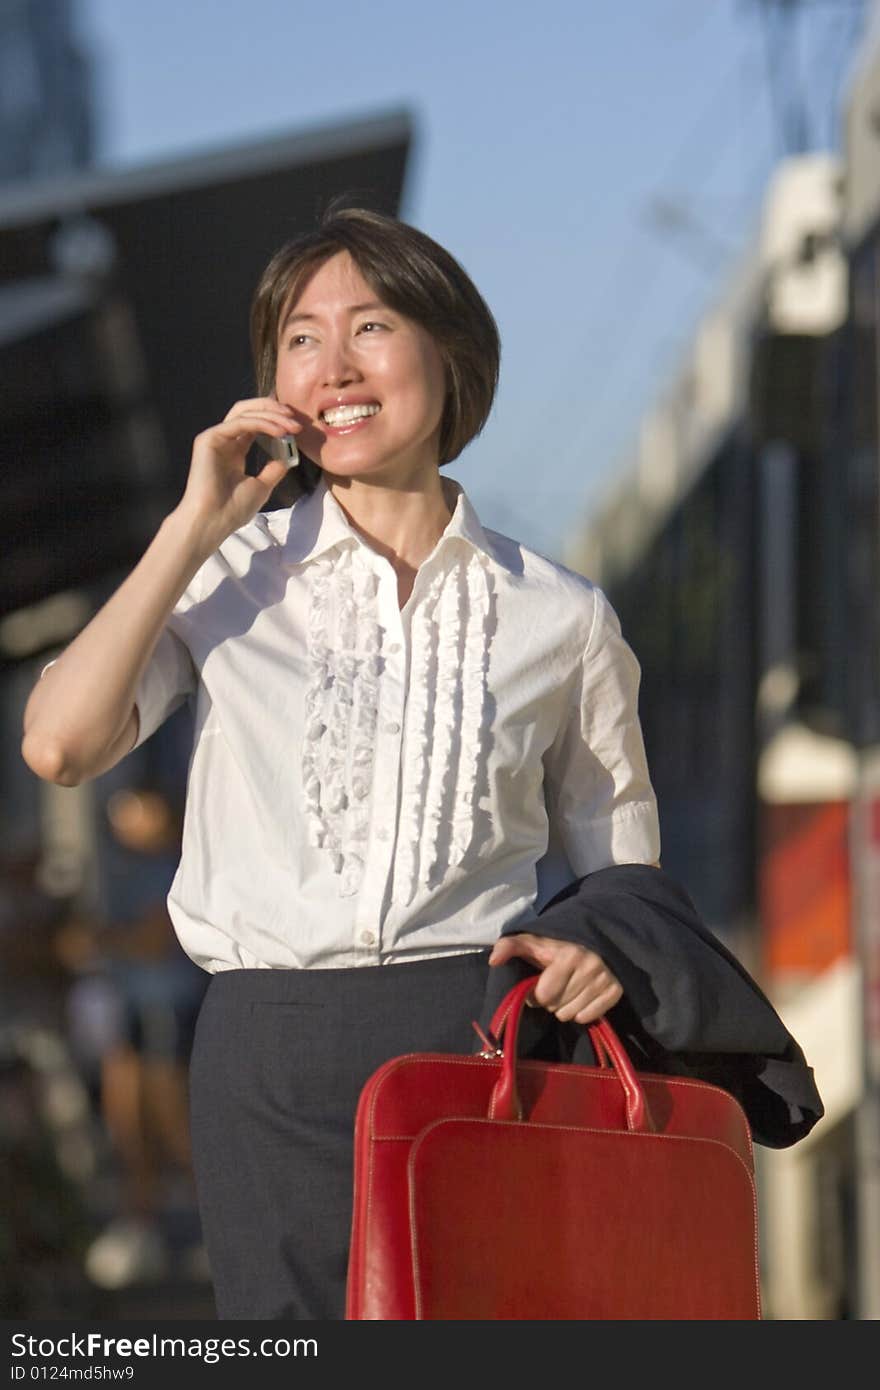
left=759, top=801, right=852, bottom=979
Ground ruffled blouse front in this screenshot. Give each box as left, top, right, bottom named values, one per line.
left=302, top=542, right=494, bottom=901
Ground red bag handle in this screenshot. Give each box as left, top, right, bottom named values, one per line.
left=482, top=976, right=655, bottom=1133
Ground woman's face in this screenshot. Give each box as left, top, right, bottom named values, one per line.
left=274, top=251, right=447, bottom=486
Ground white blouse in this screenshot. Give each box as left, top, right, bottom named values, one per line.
left=130, top=477, right=660, bottom=971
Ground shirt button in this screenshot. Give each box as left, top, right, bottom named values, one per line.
left=388, top=642, right=402, bottom=654
left=360, top=930, right=376, bottom=946
left=376, top=827, right=390, bottom=842
left=383, top=720, right=401, bottom=735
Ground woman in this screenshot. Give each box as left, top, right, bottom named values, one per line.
left=22, top=205, right=817, bottom=1320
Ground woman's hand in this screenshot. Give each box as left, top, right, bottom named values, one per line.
left=175, top=397, right=303, bottom=550
left=488, top=933, right=623, bottom=1025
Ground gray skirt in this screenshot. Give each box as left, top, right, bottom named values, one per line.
left=188, top=951, right=492, bottom=1320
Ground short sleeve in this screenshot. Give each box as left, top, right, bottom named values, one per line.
left=131, top=623, right=198, bottom=750
left=39, top=607, right=198, bottom=751
left=543, top=587, right=660, bottom=874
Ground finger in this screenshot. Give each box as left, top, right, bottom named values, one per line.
left=487, top=934, right=555, bottom=969
left=537, top=955, right=619, bottom=1015
left=204, top=415, right=301, bottom=446
left=527, top=945, right=594, bottom=1009
left=219, top=414, right=302, bottom=444
left=568, top=981, right=624, bottom=1027
left=531, top=963, right=579, bottom=1012
left=553, top=984, right=620, bottom=1028
left=228, top=410, right=302, bottom=434
left=252, top=458, right=291, bottom=491
left=220, top=466, right=288, bottom=517
left=554, top=962, right=608, bottom=1012
left=552, top=962, right=621, bottom=1019
left=223, top=398, right=297, bottom=422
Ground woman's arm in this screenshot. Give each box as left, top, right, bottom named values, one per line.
left=499, top=589, right=659, bottom=1022
left=22, top=398, right=298, bottom=786
left=22, top=508, right=212, bottom=785
left=542, top=588, right=660, bottom=874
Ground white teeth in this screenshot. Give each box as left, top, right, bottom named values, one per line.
left=321, top=403, right=380, bottom=426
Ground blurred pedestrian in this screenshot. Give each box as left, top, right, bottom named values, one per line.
left=61, top=784, right=206, bottom=1289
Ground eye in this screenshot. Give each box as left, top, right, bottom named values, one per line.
left=286, top=332, right=311, bottom=348
left=357, top=320, right=387, bottom=335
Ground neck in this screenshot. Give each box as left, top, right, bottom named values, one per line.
left=326, top=471, right=456, bottom=576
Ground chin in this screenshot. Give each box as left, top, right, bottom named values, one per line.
left=319, top=448, right=401, bottom=478
left=319, top=458, right=381, bottom=480
left=317, top=438, right=442, bottom=486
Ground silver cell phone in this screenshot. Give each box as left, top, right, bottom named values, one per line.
left=254, top=432, right=300, bottom=468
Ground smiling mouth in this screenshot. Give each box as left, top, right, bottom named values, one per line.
left=319, top=403, right=381, bottom=427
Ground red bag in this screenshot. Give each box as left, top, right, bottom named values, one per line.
left=346, top=975, right=761, bottom=1320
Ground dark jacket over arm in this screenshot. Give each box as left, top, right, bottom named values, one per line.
left=477, top=863, right=824, bottom=1150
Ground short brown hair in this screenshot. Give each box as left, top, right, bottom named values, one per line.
left=249, top=202, right=500, bottom=468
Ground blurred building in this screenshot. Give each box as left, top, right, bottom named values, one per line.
left=0, top=0, right=412, bottom=901
left=840, top=20, right=880, bottom=1324
left=0, top=0, right=93, bottom=180
left=564, top=20, right=880, bottom=1318
left=0, top=0, right=99, bottom=911
left=0, top=24, right=412, bottom=1303
left=1, top=104, right=412, bottom=869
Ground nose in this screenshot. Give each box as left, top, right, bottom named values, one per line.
left=320, top=332, right=361, bottom=389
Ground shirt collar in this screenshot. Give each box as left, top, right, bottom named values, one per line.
left=262, top=475, right=509, bottom=572
left=262, top=476, right=356, bottom=564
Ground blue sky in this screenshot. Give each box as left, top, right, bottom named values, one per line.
left=77, top=0, right=866, bottom=558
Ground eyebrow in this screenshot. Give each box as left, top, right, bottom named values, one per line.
left=280, top=300, right=387, bottom=332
